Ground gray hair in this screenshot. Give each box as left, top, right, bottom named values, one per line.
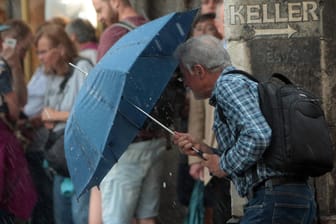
left=65, top=18, right=97, bottom=43
left=174, top=35, right=231, bottom=74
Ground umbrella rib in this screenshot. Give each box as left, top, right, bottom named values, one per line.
left=70, top=116, right=101, bottom=168
left=129, top=102, right=174, bottom=135
left=117, top=108, right=143, bottom=130
left=123, top=99, right=206, bottom=160
left=88, top=87, right=118, bottom=111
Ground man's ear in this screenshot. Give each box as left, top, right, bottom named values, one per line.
left=193, top=64, right=206, bottom=79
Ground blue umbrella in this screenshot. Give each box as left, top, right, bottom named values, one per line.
left=64, top=9, right=198, bottom=197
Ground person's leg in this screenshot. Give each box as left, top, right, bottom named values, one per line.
left=176, top=154, right=195, bottom=207
left=26, top=151, right=54, bottom=224
left=53, top=175, right=73, bottom=224
left=100, top=144, right=147, bottom=224
left=88, top=187, right=102, bottom=224
left=134, top=139, right=166, bottom=224
left=72, top=189, right=89, bottom=224
left=204, top=207, right=214, bottom=224
left=204, top=178, right=215, bottom=224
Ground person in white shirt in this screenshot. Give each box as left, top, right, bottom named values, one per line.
left=65, top=18, right=98, bottom=65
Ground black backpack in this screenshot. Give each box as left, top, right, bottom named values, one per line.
left=218, top=70, right=334, bottom=177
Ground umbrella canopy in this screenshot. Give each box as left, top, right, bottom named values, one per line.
left=65, top=9, right=198, bottom=197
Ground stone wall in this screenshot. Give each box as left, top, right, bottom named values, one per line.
left=224, top=0, right=336, bottom=222
left=318, top=1, right=336, bottom=222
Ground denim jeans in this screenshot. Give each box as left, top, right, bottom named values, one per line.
left=240, top=182, right=316, bottom=224
left=53, top=175, right=89, bottom=224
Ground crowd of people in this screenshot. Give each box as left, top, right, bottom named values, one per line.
left=0, top=0, right=318, bottom=224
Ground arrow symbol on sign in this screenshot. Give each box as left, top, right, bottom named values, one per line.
left=254, top=25, right=298, bottom=38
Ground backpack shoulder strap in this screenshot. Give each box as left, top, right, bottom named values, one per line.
left=222, top=69, right=259, bottom=83
left=217, top=104, right=227, bottom=125
left=214, top=69, right=260, bottom=140
left=212, top=69, right=256, bottom=123
left=113, top=20, right=137, bottom=31
left=59, top=71, right=73, bottom=93
left=271, top=73, right=293, bottom=85
left=74, top=56, right=94, bottom=67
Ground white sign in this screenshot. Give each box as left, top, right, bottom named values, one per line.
left=227, top=1, right=319, bottom=38
left=229, top=1, right=319, bottom=25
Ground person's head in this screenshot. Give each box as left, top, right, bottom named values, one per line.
left=35, top=23, right=78, bottom=75
left=1, top=19, right=32, bottom=59
left=215, top=0, right=224, bottom=37
left=201, top=0, right=222, bottom=14
left=192, top=13, right=222, bottom=39
left=48, top=16, right=69, bottom=29
left=174, top=35, right=231, bottom=99
left=108, top=0, right=134, bottom=21
left=92, top=0, right=118, bottom=28
left=65, top=18, right=97, bottom=46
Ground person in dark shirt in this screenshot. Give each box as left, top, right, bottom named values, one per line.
left=91, top=1, right=168, bottom=224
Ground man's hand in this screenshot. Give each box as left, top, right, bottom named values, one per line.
left=173, top=131, right=201, bottom=157
left=173, top=131, right=215, bottom=158
left=201, top=153, right=228, bottom=178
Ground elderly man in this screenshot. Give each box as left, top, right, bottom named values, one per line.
left=173, top=35, right=316, bottom=224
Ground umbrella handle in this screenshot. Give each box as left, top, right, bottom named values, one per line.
left=191, top=146, right=205, bottom=160
left=127, top=100, right=205, bottom=160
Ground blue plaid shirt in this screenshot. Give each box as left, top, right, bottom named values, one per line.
left=211, top=67, right=286, bottom=197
